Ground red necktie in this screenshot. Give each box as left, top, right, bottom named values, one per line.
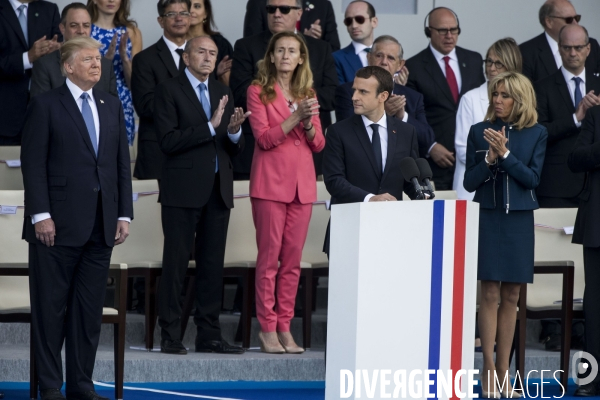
left=296, top=21, right=301, bottom=31
left=443, top=56, right=459, bottom=103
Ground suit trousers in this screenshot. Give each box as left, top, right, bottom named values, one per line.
left=430, top=158, right=455, bottom=191
left=251, top=195, right=312, bottom=332
left=584, top=246, right=600, bottom=364
left=29, top=194, right=112, bottom=393
left=158, top=176, right=230, bottom=343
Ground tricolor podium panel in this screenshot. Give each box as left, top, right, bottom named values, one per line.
left=325, top=200, right=479, bottom=400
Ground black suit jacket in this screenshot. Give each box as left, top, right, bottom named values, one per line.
left=20, top=84, right=133, bottom=247
left=535, top=69, right=600, bottom=200
left=335, top=81, right=435, bottom=157
left=154, top=72, right=244, bottom=209
left=520, top=33, right=600, bottom=83
left=0, top=0, right=61, bottom=143
left=243, top=0, right=340, bottom=51
left=568, top=106, right=600, bottom=247
left=230, top=30, right=338, bottom=175
left=30, top=49, right=117, bottom=98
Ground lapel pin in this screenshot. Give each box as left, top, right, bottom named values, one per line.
left=462, top=63, right=466, bottom=68
left=595, top=73, right=600, bottom=77
left=393, top=130, right=396, bottom=134
left=100, top=99, right=104, bottom=104
left=35, top=13, right=39, bottom=17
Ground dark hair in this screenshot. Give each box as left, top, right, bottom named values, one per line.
left=538, top=1, right=554, bottom=28
left=355, top=66, right=393, bottom=98
left=558, top=24, right=589, bottom=45
left=372, top=35, right=403, bottom=59
left=157, top=0, right=192, bottom=17
left=347, top=0, right=375, bottom=18
left=190, top=0, right=217, bottom=36
left=87, top=0, right=137, bottom=29
left=266, top=0, right=302, bottom=7
left=61, top=2, right=89, bottom=25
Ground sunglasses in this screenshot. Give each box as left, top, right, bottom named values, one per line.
left=549, top=14, right=582, bottom=24
left=265, top=5, right=301, bottom=14
left=343, top=15, right=368, bottom=26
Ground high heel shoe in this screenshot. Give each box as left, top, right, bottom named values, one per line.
left=501, top=389, right=522, bottom=398
left=258, top=331, right=284, bottom=354
left=277, top=332, right=305, bottom=354
left=480, top=389, right=501, bottom=399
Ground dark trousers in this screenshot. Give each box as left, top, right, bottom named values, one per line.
left=29, top=196, right=111, bottom=393
left=0, top=136, right=20, bottom=145
left=584, top=246, right=600, bottom=363
left=158, top=177, right=230, bottom=343
left=538, top=195, right=580, bottom=208
left=429, top=159, right=454, bottom=190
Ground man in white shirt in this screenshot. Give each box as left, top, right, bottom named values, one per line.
left=333, top=0, right=377, bottom=85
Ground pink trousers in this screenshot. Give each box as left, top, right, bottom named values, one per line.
left=251, top=196, right=312, bottom=332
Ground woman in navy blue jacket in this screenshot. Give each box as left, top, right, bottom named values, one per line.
left=464, top=71, right=547, bottom=398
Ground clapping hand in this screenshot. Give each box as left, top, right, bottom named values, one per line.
left=303, top=19, right=323, bottom=40
left=483, top=126, right=508, bottom=163
left=119, top=30, right=131, bottom=64
left=216, top=55, right=232, bottom=78
left=576, top=91, right=600, bottom=121
left=227, top=107, right=251, bottom=133
left=385, top=94, right=406, bottom=119
left=210, top=95, right=229, bottom=128
left=296, top=97, right=320, bottom=125
left=394, top=66, right=409, bottom=86
left=28, top=35, right=61, bottom=63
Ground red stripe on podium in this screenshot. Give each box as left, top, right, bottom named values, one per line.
left=451, top=200, right=467, bottom=400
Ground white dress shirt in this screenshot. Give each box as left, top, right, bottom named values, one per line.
left=362, top=112, right=388, bottom=202
left=429, top=44, right=462, bottom=93
left=32, top=79, right=131, bottom=224
left=545, top=32, right=563, bottom=69
left=561, top=66, right=586, bottom=127
left=9, top=0, right=32, bottom=71
left=352, top=41, right=371, bottom=68
left=162, top=35, right=186, bottom=68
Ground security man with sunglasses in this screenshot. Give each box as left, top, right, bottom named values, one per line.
left=520, top=0, right=600, bottom=83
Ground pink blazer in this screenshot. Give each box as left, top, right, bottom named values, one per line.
left=247, top=84, right=325, bottom=204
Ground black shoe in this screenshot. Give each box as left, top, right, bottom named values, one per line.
left=160, top=339, right=187, bottom=354
left=0, top=392, right=3, bottom=399
left=574, top=381, right=600, bottom=397
left=542, top=333, right=561, bottom=351
left=66, top=391, right=108, bottom=400
left=41, top=389, right=66, bottom=400
left=195, top=339, right=245, bottom=354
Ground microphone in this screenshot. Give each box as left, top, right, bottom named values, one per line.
left=415, top=158, right=435, bottom=199
left=399, top=157, right=425, bottom=200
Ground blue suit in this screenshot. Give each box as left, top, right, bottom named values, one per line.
left=335, top=81, right=435, bottom=157
left=333, top=44, right=363, bottom=85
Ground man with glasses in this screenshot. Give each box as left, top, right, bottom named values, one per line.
left=405, top=7, right=484, bottom=190
left=333, top=0, right=377, bottom=85
left=520, top=0, right=600, bottom=83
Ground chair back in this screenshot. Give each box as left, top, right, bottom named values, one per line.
left=302, top=181, right=330, bottom=265
left=0, top=147, right=23, bottom=190
left=224, top=181, right=257, bottom=264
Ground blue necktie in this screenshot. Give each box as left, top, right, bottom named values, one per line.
left=572, top=77, right=583, bottom=108
left=198, top=83, right=218, bottom=172
left=80, top=93, right=98, bottom=156
left=17, top=5, right=28, bottom=46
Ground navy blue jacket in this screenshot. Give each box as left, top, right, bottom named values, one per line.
left=464, top=120, right=547, bottom=211
left=333, top=43, right=363, bottom=85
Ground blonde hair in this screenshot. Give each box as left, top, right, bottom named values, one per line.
left=487, top=37, right=522, bottom=73
left=485, top=72, right=537, bottom=130
left=60, top=36, right=102, bottom=76
left=251, top=31, right=315, bottom=105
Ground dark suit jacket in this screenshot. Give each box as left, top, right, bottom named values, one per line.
left=131, top=37, right=183, bottom=180
left=20, top=84, right=133, bottom=247
left=535, top=69, right=600, bottom=200
left=335, top=81, right=435, bottom=157
left=30, top=49, right=117, bottom=98
left=243, top=0, right=340, bottom=51
left=154, top=72, right=244, bottom=209
left=520, top=33, right=600, bottom=83
left=333, top=43, right=363, bottom=84
left=230, top=30, right=338, bottom=175
left=568, top=106, right=600, bottom=247
left=0, top=0, right=61, bottom=143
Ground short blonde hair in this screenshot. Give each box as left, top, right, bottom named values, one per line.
left=60, top=36, right=102, bottom=76
left=487, top=37, right=522, bottom=73
left=485, top=72, right=537, bottom=130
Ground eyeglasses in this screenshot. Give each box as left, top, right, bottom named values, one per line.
left=484, top=59, right=506, bottom=70
left=428, top=26, right=460, bottom=36
left=343, top=15, right=368, bottom=26
left=560, top=43, right=589, bottom=52
left=162, top=11, right=191, bottom=19
left=549, top=14, right=582, bottom=24
left=265, top=5, right=301, bottom=14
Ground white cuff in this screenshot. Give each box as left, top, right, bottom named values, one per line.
left=22, top=51, right=32, bottom=70
left=118, top=217, right=131, bottom=223
left=31, top=212, right=51, bottom=224
left=228, top=127, right=242, bottom=144
left=401, top=112, right=409, bottom=123
left=426, top=142, right=437, bottom=157
left=208, top=121, right=216, bottom=137
left=364, top=194, right=375, bottom=202
left=573, top=113, right=582, bottom=128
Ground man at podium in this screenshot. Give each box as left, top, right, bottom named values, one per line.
left=322, top=66, right=420, bottom=255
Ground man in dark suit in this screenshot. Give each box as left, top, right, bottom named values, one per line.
left=333, top=0, right=377, bottom=85
left=336, top=35, right=434, bottom=157
left=568, top=106, right=600, bottom=396
left=231, top=0, right=338, bottom=178
left=520, top=0, right=600, bottom=83
left=323, top=66, right=419, bottom=254
left=154, top=36, right=247, bottom=355
left=131, top=0, right=191, bottom=180
left=536, top=24, right=600, bottom=208
left=405, top=7, right=484, bottom=190
left=0, top=0, right=61, bottom=145
left=21, top=37, right=133, bottom=400
left=30, top=2, right=117, bottom=98
left=243, top=0, right=340, bottom=51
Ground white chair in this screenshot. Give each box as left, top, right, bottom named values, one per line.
left=0, top=146, right=23, bottom=190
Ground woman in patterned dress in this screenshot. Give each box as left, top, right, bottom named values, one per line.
left=88, top=0, right=143, bottom=145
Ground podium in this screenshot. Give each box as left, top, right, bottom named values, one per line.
left=325, top=200, right=480, bottom=400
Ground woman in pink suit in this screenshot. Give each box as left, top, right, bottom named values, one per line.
left=247, top=31, right=325, bottom=354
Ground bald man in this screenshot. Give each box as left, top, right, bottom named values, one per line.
left=405, top=7, right=484, bottom=190
left=520, top=0, right=600, bottom=83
